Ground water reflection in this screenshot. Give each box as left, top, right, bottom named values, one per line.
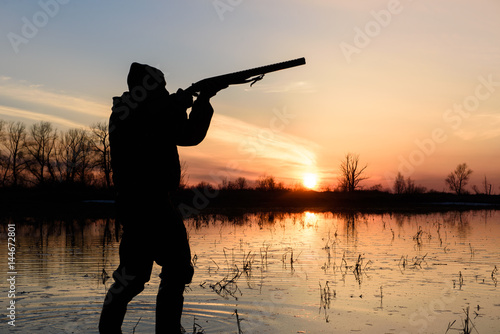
left=0, top=210, right=499, bottom=333
left=340, top=212, right=359, bottom=243
left=0, top=218, right=121, bottom=286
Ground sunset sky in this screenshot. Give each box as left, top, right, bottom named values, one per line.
left=1, top=0, right=499, bottom=191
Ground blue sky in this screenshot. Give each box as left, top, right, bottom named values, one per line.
left=1, top=0, right=499, bottom=191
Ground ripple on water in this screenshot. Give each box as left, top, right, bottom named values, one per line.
left=0, top=211, right=499, bottom=333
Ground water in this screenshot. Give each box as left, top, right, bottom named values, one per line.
left=1, top=210, right=499, bottom=333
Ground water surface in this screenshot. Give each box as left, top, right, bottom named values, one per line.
left=1, top=210, right=499, bottom=333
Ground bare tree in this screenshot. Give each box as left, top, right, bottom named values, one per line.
left=405, top=177, right=416, bottom=194
left=24, top=121, right=58, bottom=185
left=179, top=160, right=189, bottom=190
left=0, top=120, right=6, bottom=185
left=0, top=120, right=4, bottom=143
left=483, top=176, right=493, bottom=195
left=393, top=172, right=427, bottom=194
left=89, top=122, right=112, bottom=188
left=256, top=175, right=284, bottom=191
left=338, top=153, right=368, bottom=192
left=219, top=176, right=229, bottom=190
left=257, top=175, right=276, bottom=191
left=73, top=129, right=93, bottom=184
left=445, top=163, right=473, bottom=195
left=219, top=176, right=249, bottom=190
left=2, top=122, right=27, bottom=186
left=394, top=172, right=405, bottom=194
left=55, top=128, right=93, bottom=184
left=234, top=177, right=248, bottom=190
left=472, top=176, right=493, bottom=195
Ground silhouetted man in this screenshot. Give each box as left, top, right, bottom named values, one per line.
left=99, top=62, right=225, bottom=334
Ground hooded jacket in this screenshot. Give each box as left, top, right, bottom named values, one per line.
left=109, top=63, right=213, bottom=196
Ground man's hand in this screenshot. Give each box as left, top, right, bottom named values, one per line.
left=175, top=88, right=194, bottom=108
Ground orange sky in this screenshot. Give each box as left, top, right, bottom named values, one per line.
left=1, top=1, right=499, bottom=192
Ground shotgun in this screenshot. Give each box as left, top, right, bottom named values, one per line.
left=184, top=57, right=306, bottom=96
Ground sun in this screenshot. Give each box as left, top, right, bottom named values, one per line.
left=303, top=173, right=317, bottom=189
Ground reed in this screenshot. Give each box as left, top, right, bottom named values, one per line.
left=339, top=252, right=371, bottom=285
left=353, top=254, right=363, bottom=282
left=281, top=247, right=301, bottom=271
left=398, top=253, right=427, bottom=270
left=491, top=265, right=498, bottom=287
left=101, top=268, right=110, bottom=284
left=445, top=306, right=478, bottom=334
left=398, top=255, right=408, bottom=270
left=413, top=226, right=424, bottom=246
left=191, top=254, right=198, bottom=267
left=260, top=243, right=270, bottom=268
left=242, top=251, right=255, bottom=275
left=319, top=281, right=335, bottom=322
left=468, top=243, right=475, bottom=258
left=234, top=309, right=243, bottom=334
left=191, top=316, right=206, bottom=334
left=132, top=317, right=141, bottom=334
left=206, top=248, right=248, bottom=299
left=379, top=286, right=383, bottom=308
left=209, top=264, right=243, bottom=300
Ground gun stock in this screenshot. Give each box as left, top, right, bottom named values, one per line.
left=184, top=57, right=306, bottom=96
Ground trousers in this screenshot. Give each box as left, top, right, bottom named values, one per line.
left=99, top=196, right=193, bottom=334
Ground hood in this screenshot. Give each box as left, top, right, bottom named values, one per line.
left=127, top=62, right=167, bottom=93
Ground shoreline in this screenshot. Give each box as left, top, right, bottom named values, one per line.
left=1, top=187, right=499, bottom=219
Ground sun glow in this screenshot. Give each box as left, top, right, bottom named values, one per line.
left=303, top=173, right=317, bottom=189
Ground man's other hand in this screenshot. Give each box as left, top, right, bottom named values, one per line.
left=175, top=89, right=194, bottom=108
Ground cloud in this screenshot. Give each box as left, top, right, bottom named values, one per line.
left=0, top=78, right=320, bottom=170
left=0, top=77, right=321, bottom=184
left=0, top=105, right=85, bottom=129
left=210, top=113, right=318, bottom=164
left=453, top=113, right=500, bottom=141
left=0, top=78, right=109, bottom=120
left=177, top=111, right=321, bottom=185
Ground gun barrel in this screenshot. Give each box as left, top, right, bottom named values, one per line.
left=185, top=57, right=306, bottom=95
left=224, top=57, right=306, bottom=79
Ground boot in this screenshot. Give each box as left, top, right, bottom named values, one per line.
left=156, top=282, right=185, bottom=334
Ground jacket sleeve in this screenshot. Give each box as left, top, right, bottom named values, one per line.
left=175, top=97, right=214, bottom=146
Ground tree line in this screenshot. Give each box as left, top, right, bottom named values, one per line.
left=0, top=120, right=111, bottom=188
left=0, top=119, right=495, bottom=195
left=337, top=153, right=495, bottom=195
left=0, top=119, right=289, bottom=191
